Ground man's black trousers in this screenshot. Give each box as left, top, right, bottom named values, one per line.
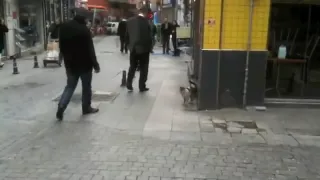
left=120, top=36, right=128, bottom=53
left=127, top=50, right=150, bottom=90
left=162, top=36, right=170, bottom=54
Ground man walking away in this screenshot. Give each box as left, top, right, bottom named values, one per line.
left=161, top=17, right=171, bottom=54
left=117, top=18, right=128, bottom=53
left=48, top=18, right=63, bottom=63
left=150, top=20, right=157, bottom=53
left=56, top=12, right=100, bottom=121
left=0, top=18, right=8, bottom=68
left=126, top=7, right=152, bottom=92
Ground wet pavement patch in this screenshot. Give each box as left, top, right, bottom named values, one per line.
left=53, top=90, right=119, bottom=103
left=287, top=128, right=320, bottom=136
left=100, top=51, right=114, bottom=54
left=3, top=82, right=46, bottom=90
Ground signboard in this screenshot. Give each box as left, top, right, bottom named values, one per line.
left=208, top=18, right=215, bottom=26
left=62, top=0, right=69, bottom=21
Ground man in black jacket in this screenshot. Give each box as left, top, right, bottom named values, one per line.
left=117, top=18, right=128, bottom=53
left=56, top=13, right=100, bottom=121
left=161, top=17, right=171, bottom=54
left=126, top=8, right=152, bottom=92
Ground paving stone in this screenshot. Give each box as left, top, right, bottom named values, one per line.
left=227, top=122, right=244, bottom=128
left=227, top=127, right=241, bottom=133
left=212, top=118, right=226, bottom=124
left=241, top=128, right=258, bottom=134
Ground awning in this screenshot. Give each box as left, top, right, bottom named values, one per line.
left=87, top=5, right=108, bottom=10
left=87, top=0, right=108, bottom=10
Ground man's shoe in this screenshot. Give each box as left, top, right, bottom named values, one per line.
left=139, top=88, right=149, bottom=92
left=56, top=108, right=64, bottom=121
left=83, top=107, right=99, bottom=115
left=0, top=63, right=4, bottom=68
left=127, top=86, right=134, bottom=92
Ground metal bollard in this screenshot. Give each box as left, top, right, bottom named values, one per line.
left=120, top=70, right=127, bottom=87
left=12, top=56, right=19, bottom=75
left=33, top=55, right=39, bottom=68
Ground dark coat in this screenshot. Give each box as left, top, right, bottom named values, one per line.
left=171, top=24, right=180, bottom=39
left=48, top=23, right=61, bottom=39
left=0, top=24, right=8, bottom=51
left=126, top=15, right=152, bottom=54
left=151, top=23, right=157, bottom=37
left=117, top=20, right=127, bottom=37
left=59, top=15, right=100, bottom=73
left=161, top=22, right=172, bottom=37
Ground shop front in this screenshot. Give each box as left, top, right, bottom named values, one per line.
left=265, top=2, right=320, bottom=105
left=192, top=0, right=320, bottom=110
left=191, top=0, right=270, bottom=110
left=18, top=0, right=45, bottom=49
left=0, top=0, right=6, bottom=57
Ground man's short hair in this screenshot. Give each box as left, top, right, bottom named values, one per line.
left=138, top=5, right=149, bottom=15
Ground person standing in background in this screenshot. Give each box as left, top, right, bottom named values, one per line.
left=161, top=17, right=171, bottom=54
left=117, top=18, right=128, bottom=54
left=48, top=18, right=61, bottom=40
left=150, top=19, right=157, bottom=53
left=171, top=20, right=180, bottom=56
left=0, top=19, right=8, bottom=68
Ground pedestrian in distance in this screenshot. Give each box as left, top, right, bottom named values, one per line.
left=0, top=18, right=8, bottom=68
left=161, top=17, right=172, bottom=54
left=150, top=19, right=157, bottom=53
left=117, top=18, right=128, bottom=54
left=126, top=7, right=153, bottom=92
left=171, top=20, right=180, bottom=56
left=56, top=11, right=100, bottom=121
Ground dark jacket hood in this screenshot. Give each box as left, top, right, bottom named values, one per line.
left=73, top=15, right=86, bottom=25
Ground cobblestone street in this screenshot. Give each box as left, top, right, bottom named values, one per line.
left=0, top=36, right=319, bottom=180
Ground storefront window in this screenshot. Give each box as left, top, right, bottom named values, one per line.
left=266, top=4, right=320, bottom=100
left=0, top=0, right=6, bottom=56
left=18, top=0, right=42, bottom=48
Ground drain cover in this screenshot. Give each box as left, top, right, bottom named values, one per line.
left=53, top=90, right=119, bottom=103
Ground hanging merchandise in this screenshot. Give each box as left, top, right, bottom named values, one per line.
left=62, top=0, right=68, bottom=21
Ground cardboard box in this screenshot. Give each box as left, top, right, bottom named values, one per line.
left=47, top=42, right=59, bottom=51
